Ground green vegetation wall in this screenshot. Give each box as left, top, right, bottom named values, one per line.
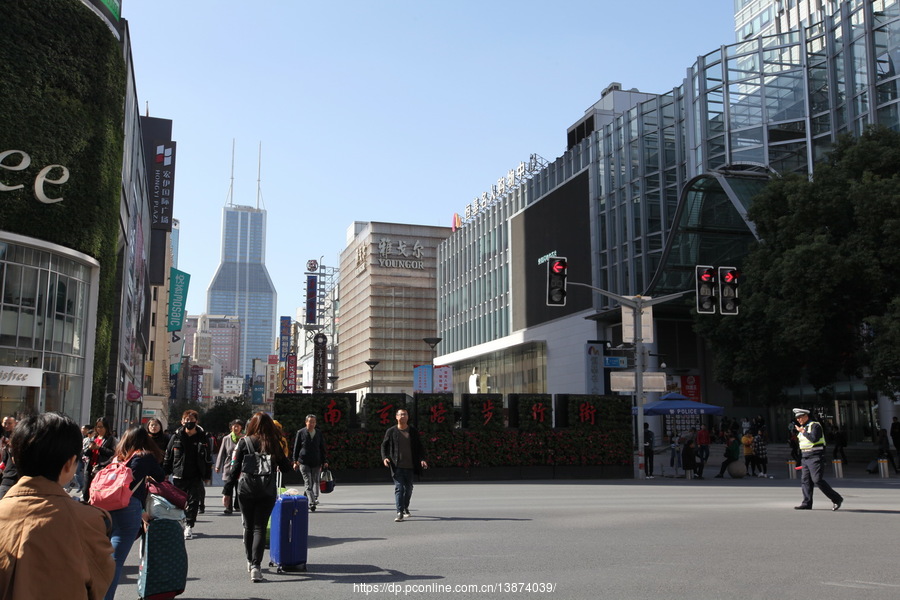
left=0, top=0, right=126, bottom=416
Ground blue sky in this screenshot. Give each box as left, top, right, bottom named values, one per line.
left=124, top=1, right=737, bottom=319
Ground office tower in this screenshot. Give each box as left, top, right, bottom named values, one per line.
left=207, top=204, right=277, bottom=377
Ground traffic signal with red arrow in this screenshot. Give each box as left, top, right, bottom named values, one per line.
left=546, top=257, right=568, bottom=306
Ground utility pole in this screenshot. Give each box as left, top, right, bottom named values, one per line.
left=568, top=283, right=689, bottom=478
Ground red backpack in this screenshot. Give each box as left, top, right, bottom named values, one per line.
left=89, top=460, right=135, bottom=511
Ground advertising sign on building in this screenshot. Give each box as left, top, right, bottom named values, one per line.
left=146, top=141, right=177, bottom=231
left=279, top=316, right=291, bottom=361
left=266, top=357, right=278, bottom=403
left=305, top=275, right=318, bottom=324
left=167, top=268, right=190, bottom=332
left=0, top=366, right=43, bottom=388
left=286, top=353, right=297, bottom=393
left=312, top=333, right=327, bottom=393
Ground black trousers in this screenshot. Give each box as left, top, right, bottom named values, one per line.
left=799, top=453, right=842, bottom=508
left=173, top=477, right=205, bottom=526
left=238, top=493, right=277, bottom=568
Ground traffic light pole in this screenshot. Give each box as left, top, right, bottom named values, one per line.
left=568, top=283, right=690, bottom=478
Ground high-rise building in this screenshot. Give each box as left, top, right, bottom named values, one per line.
left=207, top=205, right=276, bottom=377
left=734, top=0, right=839, bottom=41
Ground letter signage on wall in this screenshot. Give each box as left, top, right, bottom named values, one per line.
left=0, top=366, right=43, bottom=387
left=146, top=142, right=177, bottom=231
left=167, top=268, right=190, bottom=332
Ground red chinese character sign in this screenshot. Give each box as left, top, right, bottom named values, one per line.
left=363, top=394, right=409, bottom=431
left=415, top=394, right=454, bottom=432
left=461, top=394, right=504, bottom=430
left=271, top=393, right=356, bottom=437
left=509, top=394, right=553, bottom=431
left=561, top=395, right=606, bottom=430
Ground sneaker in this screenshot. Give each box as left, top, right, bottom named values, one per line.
left=714, top=474, right=723, bottom=478
left=645, top=475, right=654, bottom=479
left=224, top=508, right=233, bottom=515
left=832, top=500, right=842, bottom=511
left=250, top=566, right=263, bottom=582
left=198, top=507, right=205, bottom=514
left=403, top=508, right=410, bottom=517
left=309, top=504, right=316, bottom=512
left=394, top=512, right=404, bottom=522
left=757, top=472, right=766, bottom=478
left=183, top=525, right=193, bottom=540
left=247, top=562, right=252, bottom=573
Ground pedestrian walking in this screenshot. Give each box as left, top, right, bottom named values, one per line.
left=753, top=428, right=772, bottom=478
left=381, top=408, right=428, bottom=522
left=792, top=408, right=843, bottom=511
left=643, top=422, right=655, bottom=478
left=163, top=410, right=212, bottom=540
left=224, top=412, right=293, bottom=583
left=695, top=423, right=711, bottom=479
left=217, top=419, right=244, bottom=514
left=291, top=414, right=328, bottom=512
left=82, top=417, right=116, bottom=503
left=104, top=426, right=165, bottom=600
left=0, top=412, right=115, bottom=599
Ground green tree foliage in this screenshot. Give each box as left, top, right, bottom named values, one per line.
left=201, top=397, right=252, bottom=435
left=695, top=126, right=900, bottom=398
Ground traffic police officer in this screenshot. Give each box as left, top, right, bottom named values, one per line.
left=793, top=408, right=843, bottom=511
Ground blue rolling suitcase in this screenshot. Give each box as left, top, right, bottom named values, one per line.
left=269, top=493, right=309, bottom=572
left=138, top=518, right=188, bottom=599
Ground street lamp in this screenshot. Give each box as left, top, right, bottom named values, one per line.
left=423, top=337, right=442, bottom=392
left=364, top=360, right=379, bottom=395
left=328, top=375, right=339, bottom=391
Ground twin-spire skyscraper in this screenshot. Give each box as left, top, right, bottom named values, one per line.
left=206, top=142, right=277, bottom=378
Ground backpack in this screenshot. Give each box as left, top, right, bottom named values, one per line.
left=89, top=460, right=135, bottom=511
left=237, top=436, right=275, bottom=498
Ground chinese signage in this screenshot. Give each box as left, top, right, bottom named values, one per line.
left=433, top=366, right=453, bottom=393
left=413, top=365, right=432, bottom=394
left=376, top=237, right=425, bottom=270
left=462, top=154, right=545, bottom=224
left=585, top=343, right=605, bottom=394
left=312, top=333, right=328, bottom=393
left=147, top=142, right=177, bottom=231
left=279, top=316, right=291, bottom=361
left=286, top=353, right=297, bottom=393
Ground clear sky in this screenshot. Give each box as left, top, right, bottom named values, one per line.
left=124, top=0, right=737, bottom=320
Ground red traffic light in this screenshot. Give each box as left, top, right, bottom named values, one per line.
left=722, top=269, right=739, bottom=284
left=699, top=268, right=715, bottom=282
left=551, top=259, right=567, bottom=274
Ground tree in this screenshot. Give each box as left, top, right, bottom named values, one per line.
left=695, top=126, right=900, bottom=398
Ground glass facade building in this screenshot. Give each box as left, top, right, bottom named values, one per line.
left=437, top=0, right=900, bottom=413
left=0, top=232, right=100, bottom=419
left=207, top=205, right=277, bottom=377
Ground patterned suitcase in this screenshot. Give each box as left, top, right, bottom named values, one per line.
left=138, top=518, right=188, bottom=599
left=268, top=493, right=308, bottom=572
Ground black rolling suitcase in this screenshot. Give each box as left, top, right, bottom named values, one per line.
left=138, top=518, right=188, bottom=599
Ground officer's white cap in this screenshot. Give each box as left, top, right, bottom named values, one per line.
left=792, top=408, right=810, bottom=417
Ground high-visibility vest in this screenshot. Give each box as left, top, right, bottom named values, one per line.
left=798, top=421, right=826, bottom=452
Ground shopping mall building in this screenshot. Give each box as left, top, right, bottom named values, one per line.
left=436, top=0, right=900, bottom=439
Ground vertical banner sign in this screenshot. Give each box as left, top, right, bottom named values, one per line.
left=312, top=333, right=327, bottom=393
left=413, top=365, right=433, bottom=394
left=681, top=375, right=702, bottom=401
left=279, top=316, right=291, bottom=361
left=433, top=366, right=453, bottom=393
left=585, top=343, right=605, bottom=394
left=147, top=141, right=177, bottom=231
left=167, top=268, right=190, bottom=332
left=266, top=355, right=278, bottom=403
left=286, top=353, right=297, bottom=393
left=305, top=275, right=318, bottom=324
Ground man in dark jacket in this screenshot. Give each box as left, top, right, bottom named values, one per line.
left=163, top=410, right=212, bottom=539
left=292, top=414, right=328, bottom=512
left=380, top=408, right=427, bottom=522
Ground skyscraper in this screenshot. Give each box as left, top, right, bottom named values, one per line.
left=207, top=204, right=277, bottom=377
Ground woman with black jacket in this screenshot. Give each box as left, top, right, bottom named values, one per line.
left=82, top=417, right=116, bottom=503
left=225, top=412, right=293, bottom=583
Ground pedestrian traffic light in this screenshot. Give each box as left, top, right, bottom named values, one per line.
left=718, top=266, right=740, bottom=315
left=695, top=265, right=716, bottom=314
left=546, top=257, right=568, bottom=306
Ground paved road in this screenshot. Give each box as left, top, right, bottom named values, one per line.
left=112, top=473, right=900, bottom=600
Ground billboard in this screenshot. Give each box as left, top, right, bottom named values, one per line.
left=510, top=171, right=592, bottom=329
left=279, top=316, right=292, bottom=361
left=305, top=275, right=318, bottom=324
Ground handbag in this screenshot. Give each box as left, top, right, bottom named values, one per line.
left=89, top=460, right=135, bottom=511
left=320, top=468, right=335, bottom=494
left=145, top=493, right=186, bottom=521
left=146, top=476, right=188, bottom=510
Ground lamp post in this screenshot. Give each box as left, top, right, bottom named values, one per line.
left=328, top=375, right=338, bottom=391
left=364, top=360, right=379, bottom=395
left=422, top=337, right=442, bottom=392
